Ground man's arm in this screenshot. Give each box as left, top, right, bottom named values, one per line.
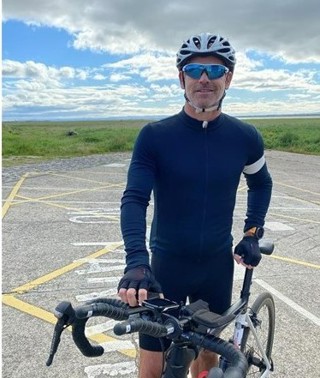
left=234, top=152, right=272, bottom=269
left=243, top=161, right=273, bottom=231
left=119, top=126, right=163, bottom=306
left=120, top=125, right=156, bottom=271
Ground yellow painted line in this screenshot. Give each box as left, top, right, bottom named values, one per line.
left=272, top=194, right=320, bottom=207
left=12, top=243, right=123, bottom=294
left=11, top=195, right=120, bottom=222
left=2, top=294, right=58, bottom=324
left=12, top=182, right=124, bottom=203
left=274, top=181, right=320, bottom=197
left=75, top=170, right=128, bottom=176
left=119, top=349, right=136, bottom=358
left=2, top=295, right=135, bottom=357
left=49, top=172, right=113, bottom=185
left=2, top=241, right=135, bottom=358
left=2, top=173, right=28, bottom=219
left=2, top=171, right=132, bottom=357
left=271, top=254, right=320, bottom=269
left=15, top=195, right=89, bottom=211
left=268, top=212, right=320, bottom=225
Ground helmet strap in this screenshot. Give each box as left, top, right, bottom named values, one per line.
left=184, top=91, right=226, bottom=113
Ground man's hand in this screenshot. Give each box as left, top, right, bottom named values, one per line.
left=117, top=266, right=163, bottom=307
left=234, top=236, right=262, bottom=269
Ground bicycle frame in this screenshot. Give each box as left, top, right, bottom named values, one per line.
left=47, top=240, right=275, bottom=378
left=163, top=308, right=272, bottom=378
left=233, top=311, right=272, bottom=377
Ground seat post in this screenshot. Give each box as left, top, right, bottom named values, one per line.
left=240, top=268, right=253, bottom=303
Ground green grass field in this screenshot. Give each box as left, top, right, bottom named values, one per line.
left=2, top=118, right=320, bottom=166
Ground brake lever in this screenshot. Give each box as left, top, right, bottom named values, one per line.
left=46, top=301, right=75, bottom=366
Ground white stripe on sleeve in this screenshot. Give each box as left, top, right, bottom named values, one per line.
left=243, top=155, right=265, bottom=175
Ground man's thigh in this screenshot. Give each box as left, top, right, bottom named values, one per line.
left=151, top=250, right=234, bottom=313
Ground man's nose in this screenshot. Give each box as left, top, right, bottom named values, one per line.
left=199, top=70, right=210, bottom=81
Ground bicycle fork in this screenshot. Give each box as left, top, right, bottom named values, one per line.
left=233, top=312, right=272, bottom=377
left=162, top=343, right=198, bottom=378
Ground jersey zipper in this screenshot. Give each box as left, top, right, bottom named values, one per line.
left=199, top=122, right=209, bottom=260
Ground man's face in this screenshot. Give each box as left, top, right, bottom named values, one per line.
left=179, top=56, right=233, bottom=111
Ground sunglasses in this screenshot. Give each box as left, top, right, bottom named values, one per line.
left=182, top=63, right=229, bottom=80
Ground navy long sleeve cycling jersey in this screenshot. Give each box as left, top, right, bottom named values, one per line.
left=121, top=109, right=272, bottom=271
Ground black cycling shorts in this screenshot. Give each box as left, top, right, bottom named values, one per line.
left=139, top=249, right=234, bottom=352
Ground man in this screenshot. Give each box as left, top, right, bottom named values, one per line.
left=118, top=33, right=272, bottom=378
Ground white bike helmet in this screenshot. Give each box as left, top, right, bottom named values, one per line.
left=176, top=33, right=236, bottom=71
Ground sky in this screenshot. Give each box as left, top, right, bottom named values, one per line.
left=2, top=0, right=320, bottom=121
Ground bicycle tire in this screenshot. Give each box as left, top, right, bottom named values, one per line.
left=241, top=292, right=275, bottom=377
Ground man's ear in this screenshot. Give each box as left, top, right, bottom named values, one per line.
left=179, top=71, right=185, bottom=89
left=225, top=71, right=233, bottom=90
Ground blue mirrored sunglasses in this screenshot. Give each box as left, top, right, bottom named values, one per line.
left=182, top=63, right=229, bottom=80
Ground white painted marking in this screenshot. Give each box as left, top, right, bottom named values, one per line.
left=76, top=289, right=118, bottom=302
left=105, top=163, right=126, bottom=167
left=267, top=207, right=320, bottom=211
left=73, top=241, right=123, bottom=248
left=75, top=265, right=125, bottom=275
left=100, top=339, right=136, bottom=351
left=85, top=319, right=118, bottom=335
left=68, top=208, right=119, bottom=224
left=264, top=221, right=294, bottom=231
left=61, top=201, right=119, bottom=204
left=72, top=242, right=121, bottom=246
left=234, top=263, right=247, bottom=281
left=87, top=277, right=121, bottom=284
left=255, top=279, right=320, bottom=327
left=68, top=208, right=120, bottom=213
left=85, top=361, right=136, bottom=377
left=75, top=258, right=124, bottom=264
left=69, top=215, right=118, bottom=224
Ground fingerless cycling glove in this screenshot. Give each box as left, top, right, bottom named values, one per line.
left=234, top=236, right=262, bottom=266
left=117, top=266, right=162, bottom=293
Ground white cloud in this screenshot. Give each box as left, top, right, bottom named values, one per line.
left=105, top=53, right=177, bottom=81
left=109, top=73, right=131, bottom=82
left=3, top=55, right=320, bottom=120
left=2, top=0, right=320, bottom=119
left=4, top=0, right=320, bottom=62
left=233, top=68, right=320, bottom=94
left=93, top=73, right=106, bottom=81
left=2, top=60, right=89, bottom=84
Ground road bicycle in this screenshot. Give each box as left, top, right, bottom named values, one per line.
left=47, top=240, right=275, bottom=378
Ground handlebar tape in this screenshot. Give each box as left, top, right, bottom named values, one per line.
left=114, top=318, right=170, bottom=338
left=208, top=367, right=247, bottom=378
left=208, top=366, right=248, bottom=378
left=72, top=318, right=104, bottom=358
left=85, top=298, right=129, bottom=309
left=72, top=302, right=129, bottom=357
left=189, top=333, right=248, bottom=378
left=75, top=303, right=129, bottom=320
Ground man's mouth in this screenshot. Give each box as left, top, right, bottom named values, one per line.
left=196, top=87, right=213, bottom=93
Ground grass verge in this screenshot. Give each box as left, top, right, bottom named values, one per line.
left=2, top=118, right=320, bottom=167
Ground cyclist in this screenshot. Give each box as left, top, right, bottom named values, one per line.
left=118, top=32, right=273, bottom=378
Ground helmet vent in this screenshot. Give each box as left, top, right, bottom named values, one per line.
left=192, top=37, right=201, bottom=49
left=176, top=33, right=236, bottom=69
left=207, top=36, right=217, bottom=48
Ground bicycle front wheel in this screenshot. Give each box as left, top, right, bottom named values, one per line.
left=241, top=292, right=275, bottom=377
